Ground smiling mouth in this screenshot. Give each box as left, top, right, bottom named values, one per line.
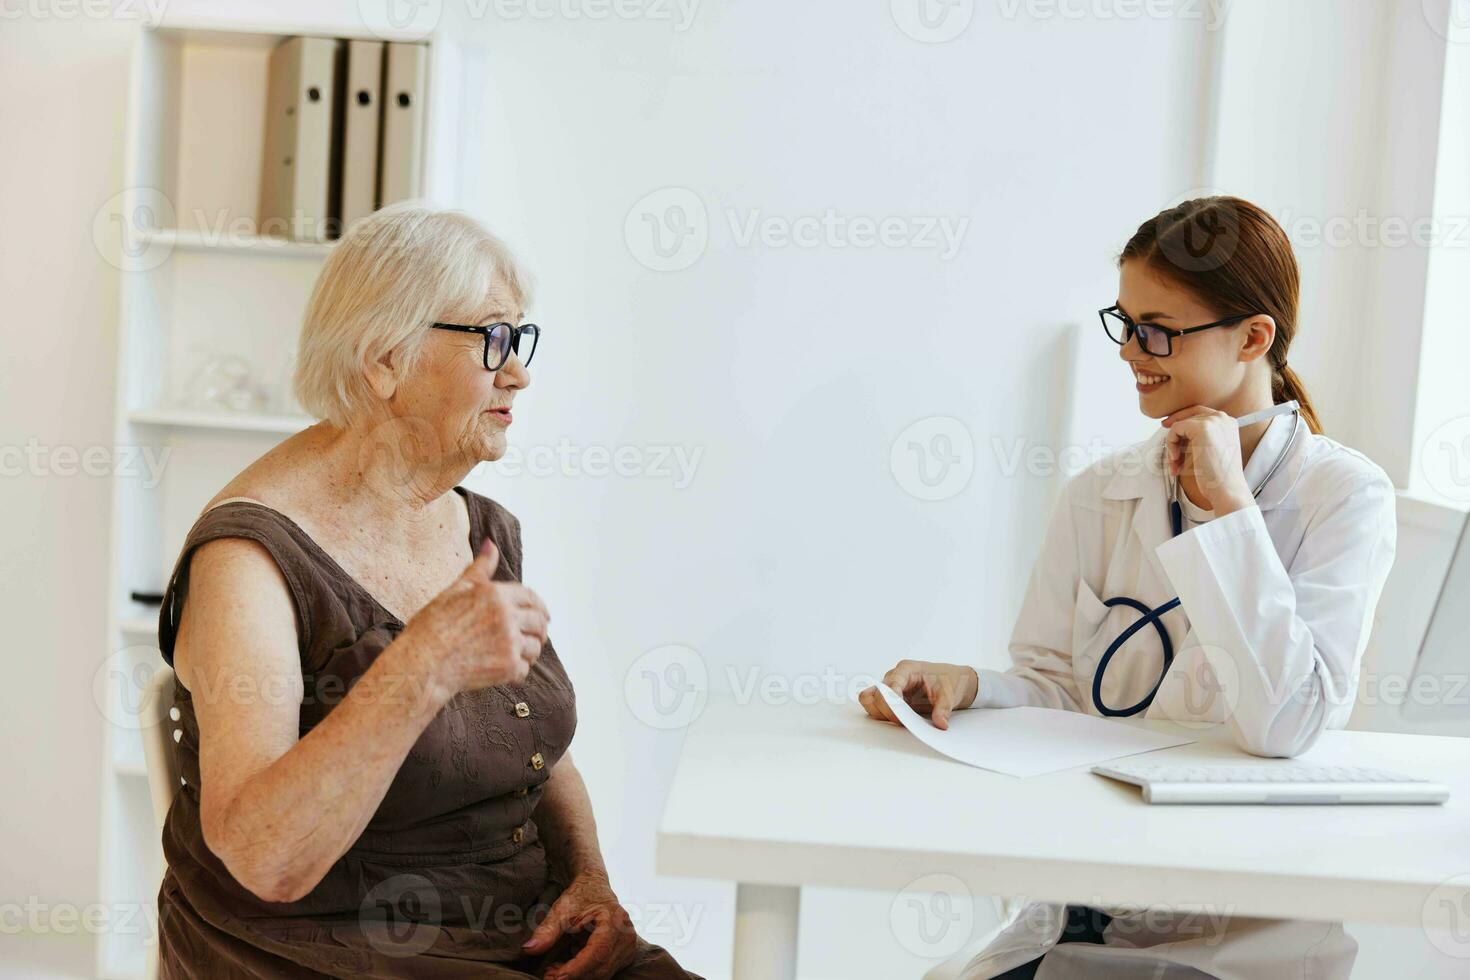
left=1134, top=370, right=1170, bottom=390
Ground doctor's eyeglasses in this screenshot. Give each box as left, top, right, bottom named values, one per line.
left=431, top=321, right=541, bottom=371
left=1099, top=306, right=1254, bottom=358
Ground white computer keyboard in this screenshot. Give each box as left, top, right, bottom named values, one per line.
left=1091, top=761, right=1450, bottom=805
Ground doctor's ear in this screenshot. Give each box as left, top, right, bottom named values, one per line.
left=1237, top=315, right=1276, bottom=364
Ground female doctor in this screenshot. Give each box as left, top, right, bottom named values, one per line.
left=859, top=196, right=1397, bottom=980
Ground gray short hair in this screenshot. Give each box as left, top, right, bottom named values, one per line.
left=293, top=203, right=532, bottom=426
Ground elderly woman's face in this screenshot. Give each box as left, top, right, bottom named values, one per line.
left=394, top=286, right=531, bottom=465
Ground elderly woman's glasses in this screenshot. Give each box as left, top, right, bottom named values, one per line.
left=431, top=322, right=540, bottom=371
left=1099, top=306, right=1253, bottom=358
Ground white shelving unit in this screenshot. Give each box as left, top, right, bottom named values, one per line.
left=99, top=17, right=465, bottom=979
left=128, top=407, right=314, bottom=434
left=140, top=227, right=337, bottom=259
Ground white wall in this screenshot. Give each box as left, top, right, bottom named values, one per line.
left=1210, top=0, right=1396, bottom=453
left=1415, top=19, right=1470, bottom=505
left=0, top=13, right=134, bottom=978
left=443, top=3, right=1210, bottom=976
left=1210, top=0, right=1458, bottom=489
left=4, top=1, right=1467, bottom=978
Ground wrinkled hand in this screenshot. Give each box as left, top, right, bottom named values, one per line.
left=522, top=872, right=638, bottom=980
left=1161, top=406, right=1253, bottom=514
left=858, top=660, right=979, bottom=730
left=400, top=538, right=550, bottom=699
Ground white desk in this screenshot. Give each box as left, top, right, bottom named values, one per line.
left=657, top=695, right=1470, bottom=980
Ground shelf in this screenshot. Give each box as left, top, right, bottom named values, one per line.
left=155, top=16, right=441, bottom=46
left=101, top=24, right=456, bottom=980
left=119, top=615, right=160, bottom=638
left=140, top=227, right=334, bottom=260
left=128, top=407, right=314, bottom=434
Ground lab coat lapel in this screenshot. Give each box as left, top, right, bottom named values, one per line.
left=1087, top=435, right=1193, bottom=716
left=1131, top=458, right=1176, bottom=594
left=1094, top=413, right=1310, bottom=727
left=1102, top=430, right=1175, bottom=595
left=1249, top=414, right=1308, bottom=513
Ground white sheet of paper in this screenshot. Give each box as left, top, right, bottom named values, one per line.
left=875, top=684, right=1195, bottom=777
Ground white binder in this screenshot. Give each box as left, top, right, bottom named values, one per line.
left=380, top=42, right=428, bottom=206
left=258, top=36, right=340, bottom=242
left=341, top=39, right=384, bottom=231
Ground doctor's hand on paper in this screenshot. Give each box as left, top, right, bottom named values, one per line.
left=858, top=660, right=978, bottom=730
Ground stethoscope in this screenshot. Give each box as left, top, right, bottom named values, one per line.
left=1090, top=402, right=1302, bottom=718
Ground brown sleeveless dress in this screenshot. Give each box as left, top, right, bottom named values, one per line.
left=155, top=488, right=697, bottom=979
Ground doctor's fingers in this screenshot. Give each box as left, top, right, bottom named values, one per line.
left=924, top=675, right=961, bottom=730
left=884, top=662, right=964, bottom=721
left=1165, top=429, right=1195, bottom=476
left=1169, top=417, right=1240, bottom=474
left=1164, top=419, right=1209, bottom=474
left=1160, top=404, right=1221, bottom=427
left=857, top=686, right=900, bottom=724
left=861, top=662, right=939, bottom=722
left=882, top=662, right=932, bottom=700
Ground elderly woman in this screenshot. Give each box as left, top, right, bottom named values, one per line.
left=156, top=205, right=697, bottom=980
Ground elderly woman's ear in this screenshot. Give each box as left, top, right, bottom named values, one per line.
left=364, top=348, right=401, bottom=402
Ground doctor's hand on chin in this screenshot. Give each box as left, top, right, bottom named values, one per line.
left=858, top=660, right=979, bottom=730
left=1160, top=404, right=1256, bottom=515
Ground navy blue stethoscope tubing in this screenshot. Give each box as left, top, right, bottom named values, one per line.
left=1090, top=410, right=1301, bottom=718
left=1089, top=501, right=1185, bottom=718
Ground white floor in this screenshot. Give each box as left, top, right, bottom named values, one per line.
left=0, top=932, right=95, bottom=979
left=1340, top=924, right=1468, bottom=979
left=2, top=906, right=1462, bottom=979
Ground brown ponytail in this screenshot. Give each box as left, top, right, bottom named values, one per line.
left=1120, top=196, right=1323, bottom=434
left=1273, top=363, right=1319, bottom=433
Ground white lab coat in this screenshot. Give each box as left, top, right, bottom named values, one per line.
left=954, top=413, right=1398, bottom=980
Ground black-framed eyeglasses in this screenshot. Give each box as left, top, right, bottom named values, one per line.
left=431, top=321, right=540, bottom=371
left=1099, top=306, right=1254, bottom=358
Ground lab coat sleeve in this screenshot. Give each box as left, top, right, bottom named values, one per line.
left=1154, top=471, right=1397, bottom=758
left=972, top=476, right=1090, bottom=712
